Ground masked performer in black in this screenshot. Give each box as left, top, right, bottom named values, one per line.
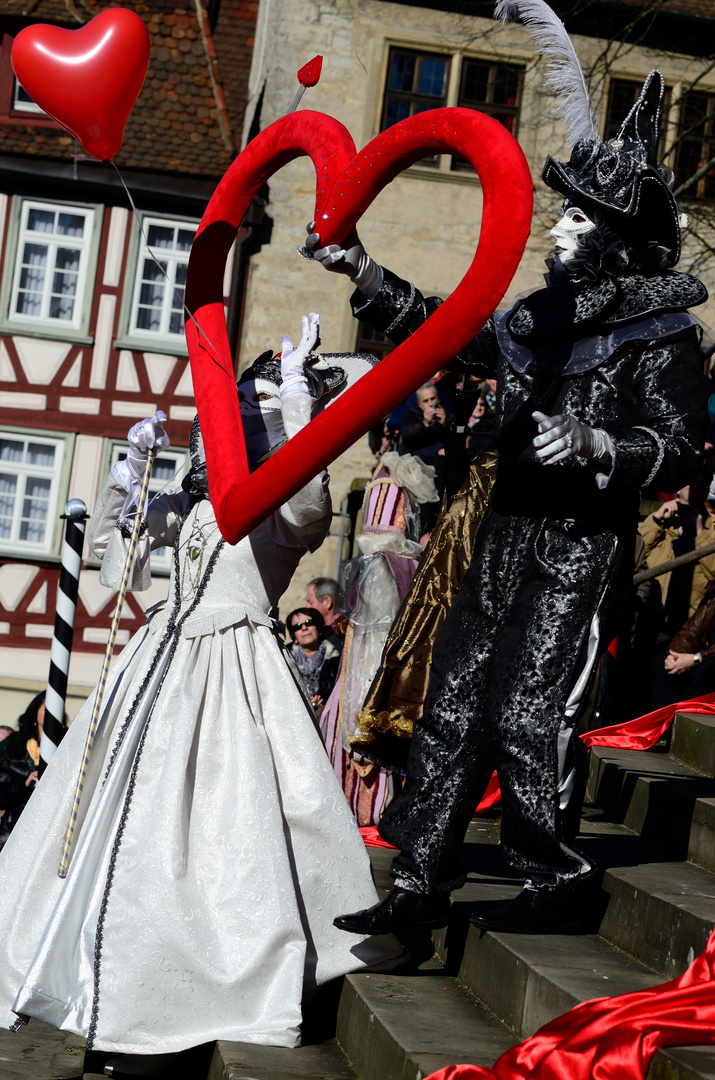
left=302, top=2, right=709, bottom=934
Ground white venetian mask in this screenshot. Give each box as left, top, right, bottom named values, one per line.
left=550, top=205, right=596, bottom=263
left=237, top=377, right=282, bottom=415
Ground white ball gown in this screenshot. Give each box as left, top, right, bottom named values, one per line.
left=0, top=416, right=399, bottom=1055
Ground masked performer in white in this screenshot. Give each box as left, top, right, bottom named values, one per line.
left=0, top=314, right=399, bottom=1075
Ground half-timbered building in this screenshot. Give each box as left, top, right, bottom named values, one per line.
left=0, top=0, right=257, bottom=721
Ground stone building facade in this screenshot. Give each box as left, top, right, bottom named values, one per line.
left=234, top=0, right=715, bottom=613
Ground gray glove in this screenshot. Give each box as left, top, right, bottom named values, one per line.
left=532, top=411, right=614, bottom=467
left=303, top=223, right=383, bottom=299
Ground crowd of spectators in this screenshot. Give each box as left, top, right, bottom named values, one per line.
left=368, top=370, right=498, bottom=534
left=0, top=692, right=45, bottom=849
left=598, top=428, right=715, bottom=722
left=365, top=364, right=715, bottom=728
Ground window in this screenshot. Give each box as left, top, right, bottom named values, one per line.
left=13, top=79, right=43, bottom=114
left=458, top=59, right=522, bottom=130
left=604, top=77, right=715, bottom=202
left=356, top=322, right=394, bottom=362
left=380, top=46, right=524, bottom=175
left=110, top=444, right=189, bottom=574
left=452, top=59, right=523, bottom=171
left=8, top=201, right=95, bottom=331
left=674, top=90, right=715, bottom=200
left=0, top=431, right=67, bottom=555
left=128, top=218, right=197, bottom=342
left=382, top=49, right=450, bottom=130
left=0, top=34, right=59, bottom=125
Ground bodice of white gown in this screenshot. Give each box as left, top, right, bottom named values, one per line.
left=88, top=395, right=332, bottom=634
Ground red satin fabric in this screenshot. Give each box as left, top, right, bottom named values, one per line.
left=474, top=692, right=715, bottom=812
left=424, top=924, right=715, bottom=1080
left=360, top=826, right=397, bottom=849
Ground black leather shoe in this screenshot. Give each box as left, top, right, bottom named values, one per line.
left=470, top=884, right=588, bottom=935
left=334, top=886, right=451, bottom=934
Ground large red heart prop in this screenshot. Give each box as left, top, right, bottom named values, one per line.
left=11, top=9, right=150, bottom=161
left=185, top=108, right=533, bottom=544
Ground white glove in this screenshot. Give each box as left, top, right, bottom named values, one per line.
left=532, top=411, right=614, bottom=466
left=280, top=313, right=319, bottom=401
left=303, top=223, right=383, bottom=299
left=113, top=411, right=170, bottom=495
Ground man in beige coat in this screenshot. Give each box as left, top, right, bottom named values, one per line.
left=639, top=474, right=715, bottom=637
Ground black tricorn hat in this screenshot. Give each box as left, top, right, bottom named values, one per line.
left=542, top=70, right=680, bottom=266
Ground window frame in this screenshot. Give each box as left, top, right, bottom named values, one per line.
left=377, top=42, right=526, bottom=182
left=673, top=88, right=715, bottom=201
left=100, top=440, right=190, bottom=576
left=0, top=34, right=62, bottom=127
left=451, top=57, right=524, bottom=173
left=0, top=196, right=102, bottom=344
left=115, top=212, right=199, bottom=357
left=0, top=425, right=75, bottom=560
left=12, top=79, right=44, bottom=115
left=381, top=47, right=452, bottom=163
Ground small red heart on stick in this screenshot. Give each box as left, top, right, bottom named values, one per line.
left=11, top=8, right=150, bottom=161
left=298, top=56, right=323, bottom=88
left=185, top=108, right=533, bottom=544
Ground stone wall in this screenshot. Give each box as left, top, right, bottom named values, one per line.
left=237, top=0, right=715, bottom=353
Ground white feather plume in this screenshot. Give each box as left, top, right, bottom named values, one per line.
left=495, top=0, right=598, bottom=146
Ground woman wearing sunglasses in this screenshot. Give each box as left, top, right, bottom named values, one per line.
left=286, top=607, right=340, bottom=717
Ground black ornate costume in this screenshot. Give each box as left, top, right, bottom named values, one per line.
left=351, top=261, right=708, bottom=896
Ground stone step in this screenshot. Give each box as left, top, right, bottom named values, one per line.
left=599, top=859, right=715, bottom=980
left=428, top=820, right=658, bottom=1036
left=670, top=711, right=715, bottom=777
left=649, top=1046, right=715, bottom=1080
left=586, top=744, right=715, bottom=872
left=447, top=924, right=659, bottom=1039
left=208, top=1038, right=357, bottom=1080
left=429, top=814, right=715, bottom=983
left=0, top=1018, right=84, bottom=1080
left=426, top=816, right=715, bottom=1078
left=335, top=959, right=518, bottom=1080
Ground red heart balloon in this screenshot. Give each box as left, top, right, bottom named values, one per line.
left=185, top=108, right=533, bottom=545
left=11, top=8, right=150, bottom=161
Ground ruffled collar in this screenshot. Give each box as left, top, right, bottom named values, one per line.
left=506, top=266, right=706, bottom=346
left=495, top=266, right=707, bottom=377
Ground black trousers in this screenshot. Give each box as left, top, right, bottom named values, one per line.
left=379, top=512, right=629, bottom=894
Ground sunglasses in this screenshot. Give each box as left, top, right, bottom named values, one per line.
left=291, top=619, right=316, bottom=631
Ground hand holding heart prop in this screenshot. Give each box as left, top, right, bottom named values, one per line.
left=11, top=8, right=150, bottom=161
left=185, top=108, right=533, bottom=545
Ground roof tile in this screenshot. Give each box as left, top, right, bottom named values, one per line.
left=0, top=0, right=239, bottom=178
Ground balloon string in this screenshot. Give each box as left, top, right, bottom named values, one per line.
left=109, top=161, right=224, bottom=367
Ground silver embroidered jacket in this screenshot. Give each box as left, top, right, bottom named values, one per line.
left=353, top=268, right=708, bottom=523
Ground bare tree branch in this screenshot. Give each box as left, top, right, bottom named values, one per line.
left=674, top=152, right=715, bottom=198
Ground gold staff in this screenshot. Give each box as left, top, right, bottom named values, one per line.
left=58, top=448, right=156, bottom=879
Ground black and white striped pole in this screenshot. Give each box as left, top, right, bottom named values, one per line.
left=40, top=498, right=89, bottom=775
